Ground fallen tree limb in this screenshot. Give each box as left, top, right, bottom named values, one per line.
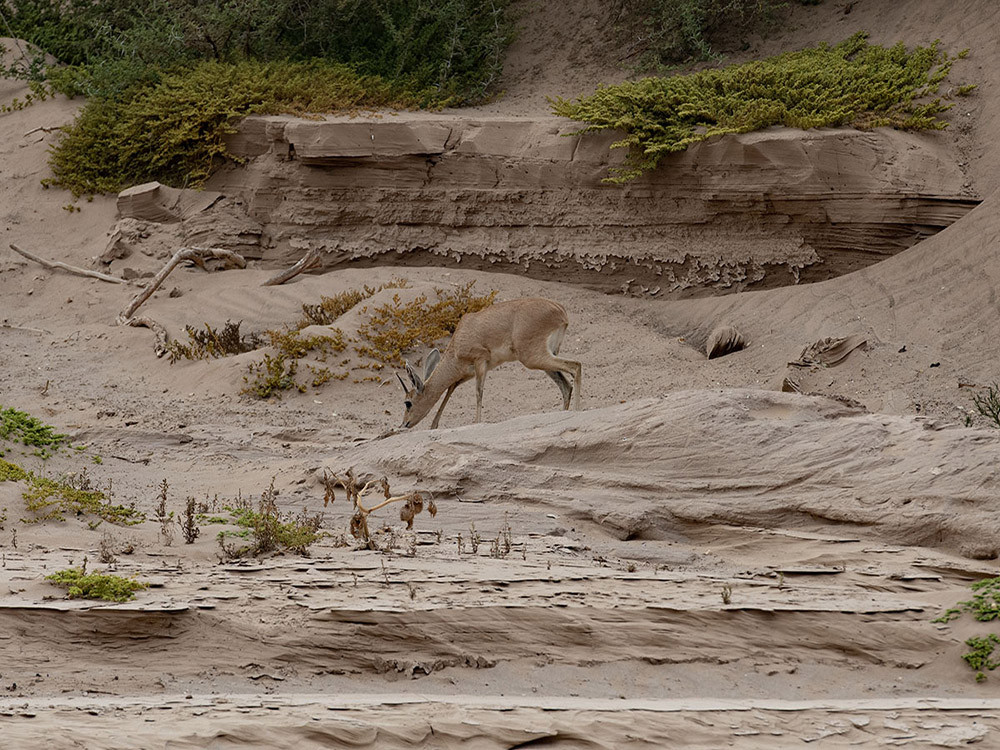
left=9, top=243, right=128, bottom=285
left=261, top=248, right=322, bottom=286
left=116, top=246, right=246, bottom=357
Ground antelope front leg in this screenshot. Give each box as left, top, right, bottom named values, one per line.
left=430, top=382, right=460, bottom=430
left=474, top=360, right=488, bottom=423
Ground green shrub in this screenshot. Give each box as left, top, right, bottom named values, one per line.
left=46, top=567, right=148, bottom=602
left=218, top=478, right=323, bottom=558
left=48, top=59, right=437, bottom=195
left=0, top=406, right=67, bottom=458
left=553, top=32, right=968, bottom=182
left=2, top=0, right=514, bottom=95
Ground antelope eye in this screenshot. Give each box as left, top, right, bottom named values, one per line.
left=404, top=400, right=412, bottom=409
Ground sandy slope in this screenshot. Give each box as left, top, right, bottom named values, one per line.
left=3, top=2, right=1000, bottom=747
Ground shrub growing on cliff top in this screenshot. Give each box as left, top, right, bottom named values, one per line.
left=2, top=0, right=515, bottom=193
left=47, top=60, right=443, bottom=195
left=552, top=32, right=974, bottom=183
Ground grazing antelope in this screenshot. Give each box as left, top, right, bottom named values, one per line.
left=397, top=297, right=582, bottom=429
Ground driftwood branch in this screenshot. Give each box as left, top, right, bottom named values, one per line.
left=117, top=246, right=246, bottom=322
left=9, top=243, right=128, bottom=285
left=116, top=246, right=246, bottom=357
left=261, top=248, right=322, bottom=286
left=23, top=125, right=61, bottom=137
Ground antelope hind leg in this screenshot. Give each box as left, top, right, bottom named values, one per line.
left=546, top=370, right=572, bottom=410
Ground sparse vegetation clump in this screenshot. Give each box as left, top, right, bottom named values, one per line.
left=298, top=279, right=409, bottom=328
left=354, top=282, right=498, bottom=369
left=0, top=406, right=68, bottom=458
left=46, top=565, right=148, bottom=603
left=165, top=320, right=263, bottom=363
left=935, top=577, right=1000, bottom=682
left=1, top=457, right=143, bottom=525
left=217, top=479, right=323, bottom=559
left=553, top=32, right=974, bottom=182
left=972, top=383, right=1000, bottom=428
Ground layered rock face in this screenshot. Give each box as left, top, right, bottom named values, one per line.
left=209, top=114, right=978, bottom=296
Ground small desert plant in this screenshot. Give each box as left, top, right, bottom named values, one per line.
left=241, top=353, right=300, bottom=399
left=181, top=497, right=200, bottom=544
left=972, top=383, right=1000, bottom=428
left=98, top=531, right=135, bottom=563
left=323, top=468, right=436, bottom=551
left=166, top=320, right=264, bottom=362
left=46, top=563, right=148, bottom=603
left=298, top=279, right=409, bottom=327
left=241, top=332, right=346, bottom=398
left=934, top=577, right=1000, bottom=681
left=964, top=635, right=1000, bottom=683
left=218, top=478, right=323, bottom=559
left=721, top=584, right=733, bottom=605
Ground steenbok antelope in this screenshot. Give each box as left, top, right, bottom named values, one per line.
left=396, top=297, right=582, bottom=429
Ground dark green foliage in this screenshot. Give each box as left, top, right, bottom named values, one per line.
left=623, top=0, right=792, bottom=69
left=3, top=0, right=515, bottom=192
left=46, top=567, right=148, bottom=602
left=3, top=0, right=514, bottom=95
left=48, top=59, right=434, bottom=195
left=552, top=32, right=968, bottom=182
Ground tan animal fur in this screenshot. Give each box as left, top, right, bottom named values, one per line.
left=397, top=297, right=582, bottom=429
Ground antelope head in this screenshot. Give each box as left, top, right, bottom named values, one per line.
left=397, top=349, right=441, bottom=428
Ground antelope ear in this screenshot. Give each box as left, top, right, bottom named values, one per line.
left=405, top=361, right=424, bottom=393
left=424, top=348, right=441, bottom=380
left=396, top=372, right=410, bottom=393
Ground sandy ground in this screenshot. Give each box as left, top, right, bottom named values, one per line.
left=3, top=1, right=1000, bottom=747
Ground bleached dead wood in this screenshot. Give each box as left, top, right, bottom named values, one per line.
left=9, top=243, right=128, bottom=284
left=261, top=248, right=322, bottom=286
left=116, top=246, right=246, bottom=357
